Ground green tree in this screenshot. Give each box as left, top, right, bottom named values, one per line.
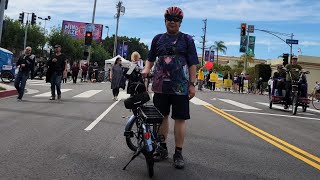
left=1, top=17, right=45, bottom=58
left=102, top=35, right=149, bottom=60
left=210, top=41, right=227, bottom=65
left=91, top=42, right=111, bottom=68
left=240, top=53, right=255, bottom=63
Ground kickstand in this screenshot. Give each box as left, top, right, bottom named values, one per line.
left=123, top=149, right=142, bottom=170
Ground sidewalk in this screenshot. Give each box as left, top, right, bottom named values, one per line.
left=0, top=83, right=17, bottom=98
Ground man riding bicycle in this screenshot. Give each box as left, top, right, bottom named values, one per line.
left=284, top=56, right=302, bottom=109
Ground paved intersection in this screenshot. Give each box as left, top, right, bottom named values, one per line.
left=0, top=81, right=319, bottom=179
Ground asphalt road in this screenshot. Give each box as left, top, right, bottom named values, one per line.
left=0, top=80, right=319, bottom=179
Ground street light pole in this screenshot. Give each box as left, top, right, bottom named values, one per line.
left=23, top=12, right=32, bottom=50
left=0, top=0, right=6, bottom=44
left=87, top=0, right=97, bottom=65
left=38, top=16, right=50, bottom=57
left=105, top=26, right=109, bottom=37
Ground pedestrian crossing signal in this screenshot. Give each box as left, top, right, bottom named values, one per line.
left=85, top=31, right=93, bottom=45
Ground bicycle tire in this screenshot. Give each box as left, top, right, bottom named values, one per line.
left=145, top=153, right=154, bottom=178
left=311, top=90, right=320, bottom=110
left=292, top=94, right=298, bottom=115
left=125, top=118, right=139, bottom=152
left=1, top=71, right=14, bottom=83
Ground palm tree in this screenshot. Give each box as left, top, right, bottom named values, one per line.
left=210, top=41, right=227, bottom=65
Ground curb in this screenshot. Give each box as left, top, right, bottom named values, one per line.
left=0, top=83, right=17, bottom=99
left=0, top=89, right=18, bottom=98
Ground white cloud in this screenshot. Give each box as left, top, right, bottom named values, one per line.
left=5, top=0, right=320, bottom=23
left=299, top=41, right=320, bottom=46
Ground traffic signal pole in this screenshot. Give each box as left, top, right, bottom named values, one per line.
left=87, top=0, right=97, bottom=65
left=0, top=0, right=6, bottom=44
left=244, top=31, right=250, bottom=73
left=23, top=12, right=32, bottom=50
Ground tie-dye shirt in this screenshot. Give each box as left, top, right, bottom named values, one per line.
left=148, top=32, right=199, bottom=95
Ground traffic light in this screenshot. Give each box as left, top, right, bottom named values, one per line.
left=283, top=53, right=289, bottom=66
left=241, top=23, right=246, bottom=36
left=31, top=13, right=37, bottom=25
left=18, top=12, right=24, bottom=24
left=85, top=31, right=93, bottom=45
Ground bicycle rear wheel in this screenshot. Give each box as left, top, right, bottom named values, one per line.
left=125, top=118, right=139, bottom=152
left=311, top=90, right=320, bottom=110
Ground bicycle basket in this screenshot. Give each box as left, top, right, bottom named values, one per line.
left=124, top=91, right=150, bottom=109
left=139, top=105, right=164, bottom=124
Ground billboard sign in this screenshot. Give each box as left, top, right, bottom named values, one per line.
left=62, top=20, right=103, bottom=42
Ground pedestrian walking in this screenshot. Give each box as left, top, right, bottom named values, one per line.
left=142, top=6, right=198, bottom=169
left=110, top=57, right=124, bottom=100
left=46, top=44, right=66, bottom=100
left=14, top=46, right=35, bottom=101
left=71, top=62, right=79, bottom=84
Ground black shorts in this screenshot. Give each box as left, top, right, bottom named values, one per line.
left=153, top=93, right=190, bottom=120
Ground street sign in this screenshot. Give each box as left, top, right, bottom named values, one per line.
left=248, top=25, right=254, bottom=33
left=239, top=36, right=255, bottom=55
left=286, top=39, right=298, bottom=44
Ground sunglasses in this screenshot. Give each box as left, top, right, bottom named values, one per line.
left=166, top=16, right=182, bottom=22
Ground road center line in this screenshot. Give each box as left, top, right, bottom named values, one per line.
left=205, top=105, right=320, bottom=170
left=204, top=105, right=320, bottom=170
left=221, top=109, right=320, bottom=121
left=84, top=100, right=120, bottom=131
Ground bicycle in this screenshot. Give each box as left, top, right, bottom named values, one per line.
left=122, top=64, right=164, bottom=178
left=311, top=87, right=320, bottom=110
left=0, top=70, right=14, bottom=83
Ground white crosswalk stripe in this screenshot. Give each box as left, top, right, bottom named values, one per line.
left=73, top=90, right=103, bottom=98
left=28, top=80, right=50, bottom=86
left=219, top=99, right=261, bottom=110
left=33, top=89, right=73, bottom=97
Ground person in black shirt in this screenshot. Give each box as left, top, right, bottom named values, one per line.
left=14, top=46, right=35, bottom=101
left=47, top=44, right=66, bottom=100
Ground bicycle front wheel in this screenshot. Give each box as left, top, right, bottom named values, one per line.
left=1, top=71, right=14, bottom=83
left=311, top=90, right=320, bottom=110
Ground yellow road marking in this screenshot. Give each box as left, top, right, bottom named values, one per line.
left=204, top=105, right=320, bottom=171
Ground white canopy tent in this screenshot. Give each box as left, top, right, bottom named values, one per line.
left=104, top=55, right=131, bottom=72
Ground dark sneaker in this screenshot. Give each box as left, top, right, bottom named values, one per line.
left=50, top=97, right=55, bottom=100
left=173, top=153, right=185, bottom=169
left=57, top=95, right=61, bottom=100
left=153, top=147, right=168, bottom=162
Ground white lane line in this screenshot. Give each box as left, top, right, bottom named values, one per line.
left=84, top=100, right=120, bottom=131
left=33, top=89, right=72, bottom=97
left=73, top=90, right=103, bottom=98
left=219, top=99, right=261, bottom=110
left=221, top=109, right=320, bottom=122
left=257, top=102, right=320, bottom=114
left=190, top=97, right=211, bottom=106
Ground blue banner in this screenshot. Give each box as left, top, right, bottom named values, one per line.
left=118, top=44, right=128, bottom=57
left=209, top=51, right=214, bottom=62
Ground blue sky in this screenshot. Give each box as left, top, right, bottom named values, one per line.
left=4, top=0, right=320, bottom=60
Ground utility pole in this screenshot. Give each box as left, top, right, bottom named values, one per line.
left=23, top=12, right=32, bottom=50
left=87, top=0, right=97, bottom=65
left=200, top=19, right=207, bottom=67
left=0, top=0, right=6, bottom=44
left=290, top=33, right=293, bottom=64
left=113, top=1, right=125, bottom=57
